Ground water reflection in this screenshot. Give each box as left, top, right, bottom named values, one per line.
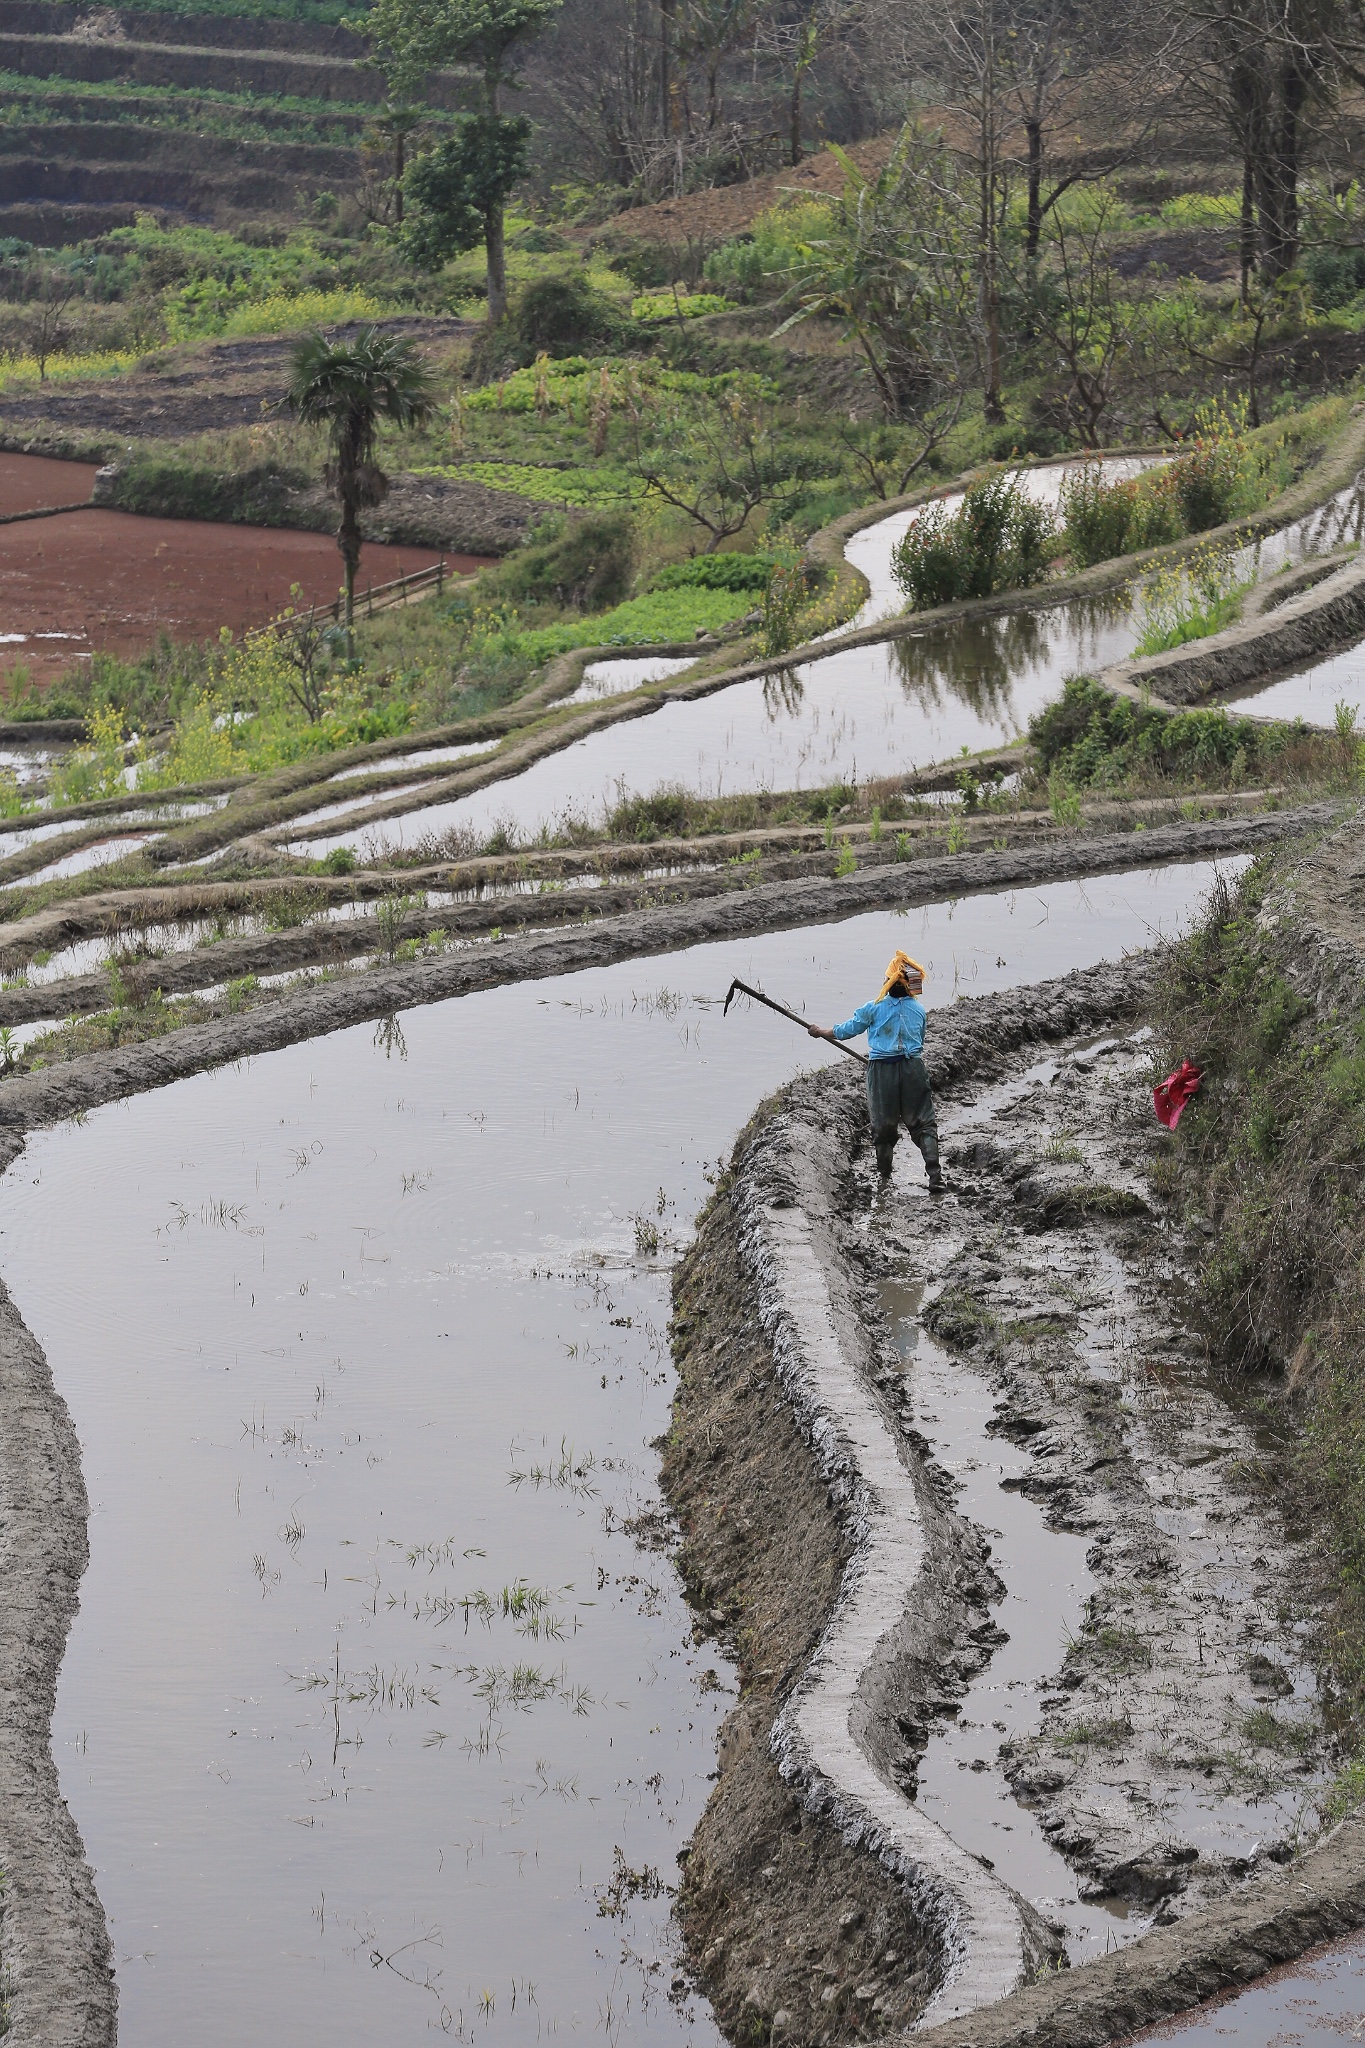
left=762, top=667, right=804, bottom=718
left=288, top=481, right=1365, bottom=860
left=888, top=595, right=1131, bottom=720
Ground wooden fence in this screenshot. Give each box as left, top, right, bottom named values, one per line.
left=250, top=558, right=450, bottom=641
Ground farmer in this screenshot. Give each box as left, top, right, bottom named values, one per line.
left=807, top=950, right=945, bottom=1194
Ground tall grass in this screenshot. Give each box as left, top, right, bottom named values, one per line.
left=1132, top=546, right=1252, bottom=656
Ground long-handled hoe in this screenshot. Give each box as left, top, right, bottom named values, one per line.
left=721, top=977, right=868, bottom=1065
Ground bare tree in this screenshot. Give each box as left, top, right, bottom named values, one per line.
left=1001, top=0, right=1159, bottom=261
left=1173, top=0, right=1339, bottom=286
left=1020, top=190, right=1156, bottom=444
left=624, top=383, right=833, bottom=548
left=14, top=264, right=82, bottom=381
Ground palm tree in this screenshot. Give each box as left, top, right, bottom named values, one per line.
left=286, top=326, right=438, bottom=633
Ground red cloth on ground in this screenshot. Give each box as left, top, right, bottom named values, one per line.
left=1154, top=1059, right=1203, bottom=1130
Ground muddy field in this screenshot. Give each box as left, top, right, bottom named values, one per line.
left=667, top=955, right=1348, bottom=2047
left=0, top=448, right=100, bottom=515
left=0, top=496, right=478, bottom=684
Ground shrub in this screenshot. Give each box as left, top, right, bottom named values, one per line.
left=104, top=455, right=309, bottom=526
left=892, top=468, right=1058, bottom=609
left=702, top=201, right=834, bottom=304
left=1168, top=442, right=1245, bottom=532
left=606, top=785, right=695, bottom=840
left=761, top=562, right=810, bottom=655
left=477, top=511, right=635, bottom=612
left=1029, top=674, right=1314, bottom=786
left=474, top=274, right=635, bottom=375
left=1060, top=463, right=1139, bottom=567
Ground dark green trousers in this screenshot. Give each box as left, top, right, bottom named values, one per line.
left=866, top=1055, right=939, bottom=1179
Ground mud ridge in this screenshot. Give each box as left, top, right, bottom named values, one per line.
left=670, top=849, right=1365, bottom=2048
left=0, top=1132, right=117, bottom=2047
left=0, top=795, right=1315, bottom=1026
left=1101, top=550, right=1365, bottom=709
left=665, top=959, right=1160, bottom=2040
left=0, top=810, right=1331, bottom=1127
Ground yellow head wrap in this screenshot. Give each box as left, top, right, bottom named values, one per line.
left=880, top=950, right=926, bottom=998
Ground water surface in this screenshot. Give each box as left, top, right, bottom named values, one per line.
left=0, top=860, right=1236, bottom=2046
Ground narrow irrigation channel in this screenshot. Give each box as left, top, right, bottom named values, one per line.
left=0, top=861, right=1230, bottom=2047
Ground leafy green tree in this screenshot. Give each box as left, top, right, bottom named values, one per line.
left=363, top=0, right=563, bottom=321
left=286, top=327, right=439, bottom=633
left=401, top=114, right=532, bottom=277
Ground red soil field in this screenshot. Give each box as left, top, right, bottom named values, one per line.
left=0, top=494, right=490, bottom=688
left=0, top=452, right=102, bottom=517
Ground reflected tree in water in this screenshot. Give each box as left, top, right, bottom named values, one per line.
left=762, top=667, right=806, bottom=719
left=891, top=594, right=1132, bottom=723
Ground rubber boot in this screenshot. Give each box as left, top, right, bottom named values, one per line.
left=927, top=1159, right=946, bottom=1194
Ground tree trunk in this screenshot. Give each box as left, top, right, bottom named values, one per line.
left=1240, top=151, right=1256, bottom=305
left=338, top=496, right=362, bottom=637
left=1250, top=55, right=1305, bottom=283
left=394, top=132, right=405, bottom=225
left=485, top=206, right=508, bottom=324
left=660, top=0, right=676, bottom=133
left=1267, top=60, right=1305, bottom=280
left=980, top=165, right=1004, bottom=424
left=1025, top=117, right=1043, bottom=260
left=484, top=65, right=508, bottom=325
left=790, top=61, right=803, bottom=165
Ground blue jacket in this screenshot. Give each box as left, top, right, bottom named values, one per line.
left=833, top=994, right=926, bottom=1061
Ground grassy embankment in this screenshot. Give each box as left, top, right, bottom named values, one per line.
left=1146, top=837, right=1365, bottom=1792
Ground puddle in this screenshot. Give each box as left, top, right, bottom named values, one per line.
left=882, top=1287, right=1135, bottom=1963
left=0, top=858, right=1237, bottom=2047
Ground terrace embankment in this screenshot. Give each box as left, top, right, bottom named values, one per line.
left=0, top=0, right=474, bottom=235
left=0, top=1148, right=118, bottom=2048
left=0, top=808, right=1338, bottom=1112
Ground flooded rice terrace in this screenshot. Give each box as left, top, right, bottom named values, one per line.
left=293, top=469, right=1365, bottom=862
left=0, top=860, right=1237, bottom=2046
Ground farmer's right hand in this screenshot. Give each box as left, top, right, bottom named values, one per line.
left=807, top=1023, right=831, bottom=1041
